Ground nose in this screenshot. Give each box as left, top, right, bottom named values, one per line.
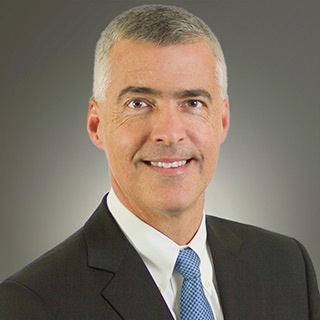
left=150, top=105, right=186, bottom=145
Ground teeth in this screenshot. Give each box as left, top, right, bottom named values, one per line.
left=150, top=160, right=187, bottom=168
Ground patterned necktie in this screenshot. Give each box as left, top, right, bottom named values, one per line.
left=174, top=248, right=215, bottom=320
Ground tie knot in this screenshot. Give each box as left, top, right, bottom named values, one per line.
left=174, top=248, right=201, bottom=279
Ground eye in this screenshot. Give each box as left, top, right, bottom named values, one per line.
left=127, top=99, right=149, bottom=109
left=183, top=100, right=205, bottom=108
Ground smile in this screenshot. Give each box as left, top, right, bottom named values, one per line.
left=149, top=160, right=187, bottom=168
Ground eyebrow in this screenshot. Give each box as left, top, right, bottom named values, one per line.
left=173, top=89, right=212, bottom=103
left=117, top=86, right=212, bottom=103
left=117, top=86, right=162, bottom=103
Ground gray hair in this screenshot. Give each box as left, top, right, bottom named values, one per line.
left=93, top=5, right=228, bottom=102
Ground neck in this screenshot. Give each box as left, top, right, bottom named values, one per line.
left=122, top=195, right=205, bottom=245
left=143, top=210, right=204, bottom=245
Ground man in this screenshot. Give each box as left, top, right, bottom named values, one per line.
left=0, top=4, right=319, bottom=319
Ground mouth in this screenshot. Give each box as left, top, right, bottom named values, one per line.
left=146, top=159, right=190, bottom=169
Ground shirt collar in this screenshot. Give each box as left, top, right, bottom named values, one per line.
left=107, top=189, right=208, bottom=292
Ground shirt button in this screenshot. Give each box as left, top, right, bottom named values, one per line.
left=205, top=280, right=211, bottom=288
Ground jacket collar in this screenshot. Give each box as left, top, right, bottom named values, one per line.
left=83, top=195, right=174, bottom=319
left=206, top=216, right=266, bottom=319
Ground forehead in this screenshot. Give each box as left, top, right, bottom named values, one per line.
left=107, top=39, right=219, bottom=96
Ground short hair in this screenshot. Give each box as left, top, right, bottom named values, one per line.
left=93, top=4, right=228, bottom=102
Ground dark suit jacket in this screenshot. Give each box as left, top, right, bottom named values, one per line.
left=0, top=195, right=319, bottom=319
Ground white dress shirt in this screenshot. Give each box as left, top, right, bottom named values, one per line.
left=107, top=189, right=224, bottom=320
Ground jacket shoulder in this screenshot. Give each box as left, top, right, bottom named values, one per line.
left=206, top=215, right=320, bottom=318
left=207, top=214, right=299, bottom=251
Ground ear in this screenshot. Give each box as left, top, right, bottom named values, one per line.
left=219, top=96, right=230, bottom=144
left=87, top=97, right=104, bottom=149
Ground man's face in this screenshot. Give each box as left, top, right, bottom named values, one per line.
left=88, top=39, right=229, bottom=221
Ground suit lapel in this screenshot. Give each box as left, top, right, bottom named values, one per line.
left=83, top=196, right=173, bottom=320
left=101, top=246, right=173, bottom=319
left=206, top=216, right=266, bottom=320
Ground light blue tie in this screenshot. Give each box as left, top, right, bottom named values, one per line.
left=174, top=248, right=215, bottom=320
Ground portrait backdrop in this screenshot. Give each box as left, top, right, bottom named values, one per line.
left=1, top=0, right=319, bottom=283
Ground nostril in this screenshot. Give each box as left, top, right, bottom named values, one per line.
left=153, top=134, right=185, bottom=145
left=149, top=108, right=186, bottom=145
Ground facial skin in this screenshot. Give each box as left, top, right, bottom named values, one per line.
left=87, top=39, right=230, bottom=244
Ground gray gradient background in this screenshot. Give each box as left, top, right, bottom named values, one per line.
left=0, top=0, right=319, bottom=283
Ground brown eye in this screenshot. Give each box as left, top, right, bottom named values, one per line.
left=128, top=99, right=148, bottom=109
left=185, top=100, right=204, bottom=108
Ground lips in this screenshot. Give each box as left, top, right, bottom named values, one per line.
left=150, top=160, right=187, bottom=168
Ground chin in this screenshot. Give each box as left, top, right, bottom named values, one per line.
left=150, top=196, right=202, bottom=217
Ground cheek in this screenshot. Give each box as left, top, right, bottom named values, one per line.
left=104, top=122, right=146, bottom=164
left=190, top=117, right=221, bottom=148
left=192, top=122, right=222, bottom=172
